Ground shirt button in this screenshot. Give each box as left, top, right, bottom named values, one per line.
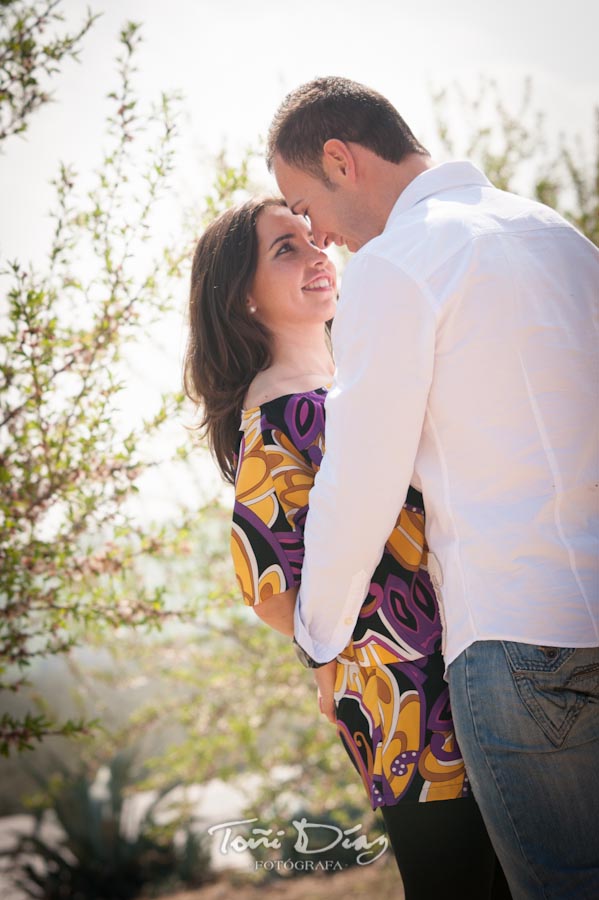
left=428, top=553, right=443, bottom=587
left=344, top=617, right=353, bottom=625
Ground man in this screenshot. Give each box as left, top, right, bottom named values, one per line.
left=267, top=76, right=599, bottom=898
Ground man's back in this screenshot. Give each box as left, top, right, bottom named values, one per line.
left=364, top=163, right=599, bottom=664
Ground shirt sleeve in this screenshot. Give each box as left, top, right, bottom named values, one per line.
left=294, top=253, right=436, bottom=661
left=231, top=406, right=317, bottom=607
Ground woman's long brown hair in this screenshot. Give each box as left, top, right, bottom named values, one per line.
left=184, top=197, right=286, bottom=483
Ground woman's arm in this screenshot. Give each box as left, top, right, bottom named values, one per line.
left=252, top=586, right=297, bottom=637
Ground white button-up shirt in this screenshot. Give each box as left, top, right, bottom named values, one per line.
left=294, top=161, right=599, bottom=667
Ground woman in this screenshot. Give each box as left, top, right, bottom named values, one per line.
left=184, top=197, right=510, bottom=899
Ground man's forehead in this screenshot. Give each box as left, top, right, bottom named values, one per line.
left=273, top=154, right=305, bottom=186
left=272, top=152, right=294, bottom=177
left=272, top=156, right=312, bottom=211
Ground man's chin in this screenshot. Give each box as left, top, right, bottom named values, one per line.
left=333, top=234, right=361, bottom=253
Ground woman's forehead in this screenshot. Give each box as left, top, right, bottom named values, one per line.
left=257, top=204, right=309, bottom=239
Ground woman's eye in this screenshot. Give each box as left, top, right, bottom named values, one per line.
left=275, top=242, right=293, bottom=257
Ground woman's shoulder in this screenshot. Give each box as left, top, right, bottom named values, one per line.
left=243, top=371, right=330, bottom=411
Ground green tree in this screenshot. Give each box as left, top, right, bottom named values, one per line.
left=0, top=18, right=196, bottom=754
left=0, top=0, right=97, bottom=143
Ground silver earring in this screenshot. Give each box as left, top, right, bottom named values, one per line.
left=249, top=305, right=257, bottom=314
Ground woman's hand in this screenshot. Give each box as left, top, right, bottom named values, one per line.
left=252, top=592, right=337, bottom=723
left=314, top=660, right=338, bottom=724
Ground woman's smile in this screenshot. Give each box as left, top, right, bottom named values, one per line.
left=303, top=274, right=335, bottom=292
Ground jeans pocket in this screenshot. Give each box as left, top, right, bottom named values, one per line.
left=502, top=642, right=599, bottom=748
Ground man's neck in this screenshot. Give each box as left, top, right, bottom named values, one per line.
left=374, top=153, right=436, bottom=227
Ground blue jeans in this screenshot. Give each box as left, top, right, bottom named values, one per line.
left=448, top=641, right=599, bottom=899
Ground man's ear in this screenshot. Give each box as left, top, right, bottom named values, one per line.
left=322, top=139, right=356, bottom=184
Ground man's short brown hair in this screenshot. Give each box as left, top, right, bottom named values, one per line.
left=267, top=76, right=429, bottom=180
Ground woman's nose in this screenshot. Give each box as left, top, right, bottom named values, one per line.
left=313, top=246, right=328, bottom=265
left=307, top=239, right=329, bottom=265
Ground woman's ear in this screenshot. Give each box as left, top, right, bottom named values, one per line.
left=246, top=296, right=257, bottom=315
left=322, top=139, right=356, bottom=183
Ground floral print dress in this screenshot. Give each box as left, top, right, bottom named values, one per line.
left=231, top=388, right=470, bottom=809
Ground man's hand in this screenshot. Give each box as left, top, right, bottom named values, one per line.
left=314, top=660, right=338, bottom=724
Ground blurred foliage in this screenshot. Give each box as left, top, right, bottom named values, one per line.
left=82, top=580, right=368, bottom=828
left=431, top=76, right=598, bottom=245
left=0, top=0, right=98, bottom=143
left=0, top=19, right=200, bottom=754
left=201, top=146, right=260, bottom=225
left=3, top=748, right=213, bottom=898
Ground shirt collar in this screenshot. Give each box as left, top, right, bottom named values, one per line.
left=387, top=161, right=493, bottom=225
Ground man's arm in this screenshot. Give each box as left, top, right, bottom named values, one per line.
left=294, top=253, right=436, bottom=662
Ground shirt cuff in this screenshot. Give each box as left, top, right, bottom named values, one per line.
left=293, top=589, right=358, bottom=664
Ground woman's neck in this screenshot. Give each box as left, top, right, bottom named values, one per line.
left=270, top=326, right=334, bottom=380
left=243, top=326, right=333, bottom=409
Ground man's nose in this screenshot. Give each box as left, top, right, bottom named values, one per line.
left=311, top=226, right=331, bottom=250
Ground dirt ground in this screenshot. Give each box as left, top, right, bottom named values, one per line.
left=163, top=855, right=404, bottom=899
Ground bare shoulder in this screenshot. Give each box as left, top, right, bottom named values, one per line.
left=243, top=369, right=330, bottom=410
left=243, top=371, right=283, bottom=410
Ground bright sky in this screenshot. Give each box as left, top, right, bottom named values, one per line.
left=1, top=0, right=597, bottom=513
left=2, top=0, right=598, bottom=262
